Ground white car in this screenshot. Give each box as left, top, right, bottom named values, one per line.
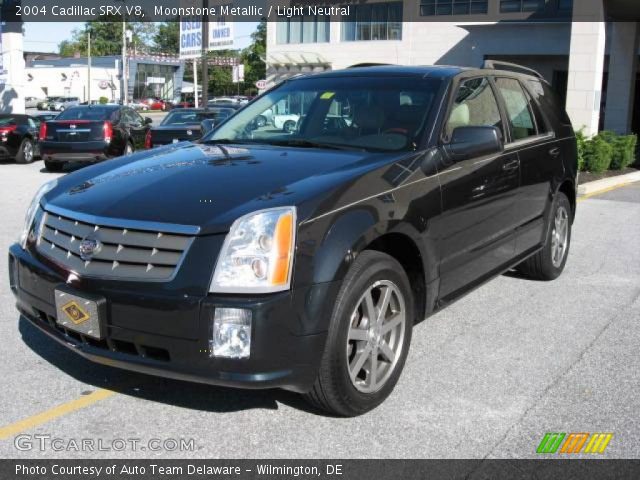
left=50, top=97, right=80, bottom=111
left=273, top=114, right=300, bottom=133
left=128, top=101, right=150, bottom=111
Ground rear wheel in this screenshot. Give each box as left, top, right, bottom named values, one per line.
left=283, top=120, right=296, bottom=133
left=15, top=138, right=34, bottom=164
left=305, top=251, right=414, bottom=416
left=44, top=160, right=64, bottom=172
left=516, top=192, right=572, bottom=280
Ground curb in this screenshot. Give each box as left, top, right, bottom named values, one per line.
left=578, top=170, right=640, bottom=197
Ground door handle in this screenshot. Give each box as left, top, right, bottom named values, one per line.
left=502, top=159, right=519, bottom=171
left=549, top=147, right=561, bottom=158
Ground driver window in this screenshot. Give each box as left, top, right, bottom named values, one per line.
left=445, top=77, right=503, bottom=141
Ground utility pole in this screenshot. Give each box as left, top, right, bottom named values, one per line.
left=201, top=0, right=209, bottom=111
left=87, top=30, right=92, bottom=103
left=122, top=18, right=128, bottom=104
left=193, top=59, right=199, bottom=108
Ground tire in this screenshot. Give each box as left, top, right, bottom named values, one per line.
left=15, top=138, right=34, bottom=164
left=283, top=120, right=296, bottom=133
left=305, top=250, right=414, bottom=416
left=516, top=192, right=572, bottom=280
left=256, top=115, right=267, bottom=127
left=44, top=160, right=64, bottom=172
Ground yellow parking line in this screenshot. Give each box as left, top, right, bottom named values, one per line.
left=0, top=389, right=114, bottom=440
left=578, top=182, right=633, bottom=202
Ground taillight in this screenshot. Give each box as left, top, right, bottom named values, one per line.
left=103, top=121, right=113, bottom=143
left=39, top=122, right=47, bottom=140
left=144, top=129, right=152, bottom=149
left=0, top=125, right=17, bottom=134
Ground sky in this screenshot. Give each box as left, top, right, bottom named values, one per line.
left=23, top=22, right=258, bottom=54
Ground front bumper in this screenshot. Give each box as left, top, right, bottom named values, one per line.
left=9, top=243, right=335, bottom=393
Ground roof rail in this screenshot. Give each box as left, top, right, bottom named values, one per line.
left=482, top=60, right=544, bottom=80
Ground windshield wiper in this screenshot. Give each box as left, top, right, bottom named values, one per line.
left=267, top=139, right=366, bottom=151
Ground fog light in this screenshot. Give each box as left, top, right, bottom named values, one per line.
left=211, top=308, right=252, bottom=358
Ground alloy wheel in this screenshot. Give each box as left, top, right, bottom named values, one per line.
left=23, top=141, right=33, bottom=162
left=551, top=205, right=569, bottom=268
left=346, top=280, right=406, bottom=394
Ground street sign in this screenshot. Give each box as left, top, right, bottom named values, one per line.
left=179, top=17, right=203, bottom=59
left=209, top=19, right=234, bottom=51
left=255, top=80, right=267, bottom=90
left=232, top=65, right=245, bottom=83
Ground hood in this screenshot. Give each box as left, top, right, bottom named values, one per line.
left=45, top=142, right=395, bottom=234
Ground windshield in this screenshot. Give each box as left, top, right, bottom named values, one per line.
left=204, top=76, right=441, bottom=152
left=56, top=107, right=116, bottom=121
left=161, top=109, right=233, bottom=126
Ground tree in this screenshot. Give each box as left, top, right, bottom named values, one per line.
left=241, top=19, right=266, bottom=93
left=153, top=21, right=180, bottom=55
left=58, top=19, right=157, bottom=57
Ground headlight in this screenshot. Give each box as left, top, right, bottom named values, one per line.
left=20, top=179, right=57, bottom=249
left=210, top=206, right=296, bottom=294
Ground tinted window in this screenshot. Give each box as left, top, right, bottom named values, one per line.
left=56, top=107, right=116, bottom=121
left=528, top=79, right=572, bottom=127
left=161, top=110, right=231, bottom=126
left=495, top=77, right=536, bottom=141
left=0, top=117, right=17, bottom=126
left=445, top=77, right=502, bottom=140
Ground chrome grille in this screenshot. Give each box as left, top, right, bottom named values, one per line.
left=36, top=209, right=195, bottom=281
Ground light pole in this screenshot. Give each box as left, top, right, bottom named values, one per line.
left=87, top=29, right=92, bottom=103
left=122, top=20, right=127, bottom=104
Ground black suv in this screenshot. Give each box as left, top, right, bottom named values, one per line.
left=9, top=64, right=577, bottom=416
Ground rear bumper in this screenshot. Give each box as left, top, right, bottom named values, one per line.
left=41, top=141, right=109, bottom=162
left=9, top=243, right=333, bottom=393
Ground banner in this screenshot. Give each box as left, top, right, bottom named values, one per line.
left=179, top=17, right=203, bottom=59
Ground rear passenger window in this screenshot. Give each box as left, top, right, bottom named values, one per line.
left=495, top=77, right=537, bottom=141
left=445, top=77, right=503, bottom=141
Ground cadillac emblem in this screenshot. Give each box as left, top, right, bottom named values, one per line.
left=79, top=235, right=102, bottom=261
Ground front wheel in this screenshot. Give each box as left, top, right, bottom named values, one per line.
left=305, top=250, right=414, bottom=416
left=516, top=192, right=572, bottom=280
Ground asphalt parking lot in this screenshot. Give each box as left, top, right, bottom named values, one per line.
left=0, top=160, right=638, bottom=459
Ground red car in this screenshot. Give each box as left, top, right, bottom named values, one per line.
left=142, top=98, right=167, bottom=111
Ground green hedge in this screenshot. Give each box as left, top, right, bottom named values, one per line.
left=577, top=130, right=638, bottom=173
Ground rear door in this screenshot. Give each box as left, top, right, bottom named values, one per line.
left=493, top=77, right=558, bottom=256
left=436, top=76, right=520, bottom=301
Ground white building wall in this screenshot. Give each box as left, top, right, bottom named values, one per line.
left=25, top=65, right=121, bottom=102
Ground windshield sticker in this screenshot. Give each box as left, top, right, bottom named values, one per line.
left=320, top=92, right=335, bottom=100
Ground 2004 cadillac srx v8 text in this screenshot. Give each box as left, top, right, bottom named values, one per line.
left=9, top=64, right=577, bottom=416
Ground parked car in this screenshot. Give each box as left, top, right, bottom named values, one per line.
left=39, top=104, right=152, bottom=172
left=128, top=101, right=150, bottom=111
left=49, top=97, right=80, bottom=112
left=273, top=113, right=300, bottom=133
left=10, top=64, right=577, bottom=416
left=142, top=98, right=168, bottom=111
left=25, top=97, right=44, bottom=109
left=37, top=97, right=61, bottom=111
left=0, top=114, right=41, bottom=163
left=145, top=107, right=234, bottom=148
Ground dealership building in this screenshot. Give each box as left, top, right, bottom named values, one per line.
left=25, top=55, right=185, bottom=103
left=266, top=0, right=640, bottom=135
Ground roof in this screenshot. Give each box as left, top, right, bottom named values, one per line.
left=297, top=65, right=471, bottom=80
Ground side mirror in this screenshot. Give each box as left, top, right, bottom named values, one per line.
left=200, top=119, right=216, bottom=136
left=445, top=126, right=503, bottom=162
left=144, top=117, right=153, bottom=125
